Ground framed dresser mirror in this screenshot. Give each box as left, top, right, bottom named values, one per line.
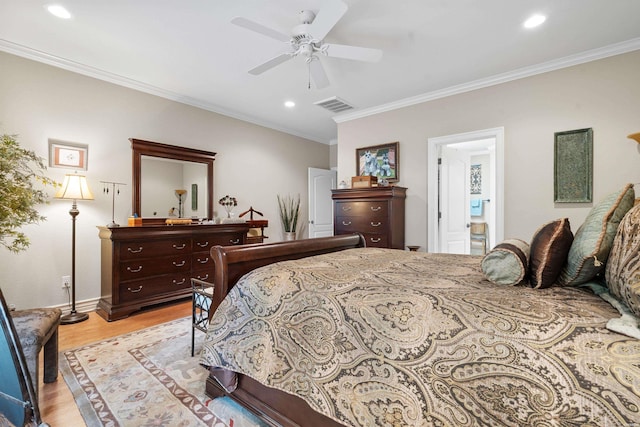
left=131, top=138, right=215, bottom=224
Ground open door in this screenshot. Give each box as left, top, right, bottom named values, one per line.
left=439, top=146, right=471, bottom=253
left=427, top=127, right=504, bottom=253
left=308, top=168, right=336, bottom=238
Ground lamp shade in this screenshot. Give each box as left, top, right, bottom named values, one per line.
left=55, top=173, right=95, bottom=200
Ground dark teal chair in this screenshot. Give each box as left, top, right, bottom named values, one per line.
left=0, top=288, right=49, bottom=427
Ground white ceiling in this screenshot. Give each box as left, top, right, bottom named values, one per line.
left=2, top=0, right=640, bottom=144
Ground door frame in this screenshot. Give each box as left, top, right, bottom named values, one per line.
left=427, top=127, right=505, bottom=252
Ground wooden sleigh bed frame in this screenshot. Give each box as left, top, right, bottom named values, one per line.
left=205, top=234, right=365, bottom=427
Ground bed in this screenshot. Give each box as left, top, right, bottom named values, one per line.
left=200, top=188, right=640, bottom=427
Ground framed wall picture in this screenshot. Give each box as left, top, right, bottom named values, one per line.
left=48, top=139, right=88, bottom=171
left=355, top=141, right=399, bottom=183
left=554, top=128, right=593, bottom=203
left=470, top=164, right=481, bottom=194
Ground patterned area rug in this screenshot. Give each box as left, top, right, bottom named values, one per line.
left=60, top=317, right=266, bottom=427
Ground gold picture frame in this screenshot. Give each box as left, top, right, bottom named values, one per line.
left=355, top=142, right=399, bottom=183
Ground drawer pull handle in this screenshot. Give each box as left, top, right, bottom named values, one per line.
left=197, top=258, right=209, bottom=264
left=196, top=273, right=209, bottom=280
left=370, top=237, right=382, bottom=243
left=370, top=222, right=382, bottom=227
left=127, top=265, right=143, bottom=273
left=196, top=241, right=209, bottom=247
left=127, top=286, right=143, bottom=293
left=173, top=243, right=186, bottom=250
left=342, top=221, right=352, bottom=226
left=229, top=238, right=240, bottom=244
left=173, top=278, right=186, bottom=285
left=127, top=247, right=143, bottom=254
left=341, top=206, right=352, bottom=211
left=173, top=260, right=186, bottom=267
left=370, top=206, right=382, bottom=211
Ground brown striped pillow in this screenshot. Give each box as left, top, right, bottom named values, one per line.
left=481, top=239, right=530, bottom=286
left=528, top=219, right=573, bottom=289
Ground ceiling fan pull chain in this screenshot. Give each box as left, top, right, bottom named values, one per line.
left=308, top=61, right=311, bottom=89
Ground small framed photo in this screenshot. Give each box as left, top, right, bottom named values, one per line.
left=49, top=139, right=88, bottom=171
left=355, top=142, right=399, bottom=183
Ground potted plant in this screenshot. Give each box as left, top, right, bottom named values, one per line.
left=277, top=194, right=300, bottom=240
left=1, top=134, right=58, bottom=252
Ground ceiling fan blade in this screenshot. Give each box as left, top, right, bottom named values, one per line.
left=231, top=17, right=290, bottom=43
left=323, top=43, right=383, bottom=62
left=249, top=53, right=292, bottom=75
left=309, top=0, right=348, bottom=40
left=309, top=58, right=329, bottom=89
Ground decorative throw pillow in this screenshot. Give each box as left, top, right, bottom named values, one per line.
left=481, top=239, right=530, bottom=286
left=528, top=218, right=573, bottom=289
left=557, top=183, right=635, bottom=286
left=605, top=202, right=640, bottom=317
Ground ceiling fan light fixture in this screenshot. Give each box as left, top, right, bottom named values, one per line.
left=523, top=14, right=546, bottom=29
left=232, top=0, right=381, bottom=89
left=284, top=101, right=296, bottom=108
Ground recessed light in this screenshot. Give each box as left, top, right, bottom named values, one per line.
left=46, top=4, right=72, bottom=19
left=284, top=101, right=295, bottom=108
left=524, top=14, right=546, bottom=29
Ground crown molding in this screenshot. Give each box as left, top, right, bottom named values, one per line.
left=334, top=37, right=640, bottom=124
left=0, top=39, right=328, bottom=144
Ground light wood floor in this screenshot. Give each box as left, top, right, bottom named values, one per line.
left=39, top=300, right=192, bottom=426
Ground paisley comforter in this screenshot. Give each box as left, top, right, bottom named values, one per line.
left=200, top=248, right=640, bottom=427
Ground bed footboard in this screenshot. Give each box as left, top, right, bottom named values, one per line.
left=206, top=369, right=344, bottom=427
left=205, top=234, right=363, bottom=426
left=209, top=233, right=364, bottom=315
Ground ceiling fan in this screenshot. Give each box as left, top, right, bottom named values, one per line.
left=231, top=0, right=383, bottom=89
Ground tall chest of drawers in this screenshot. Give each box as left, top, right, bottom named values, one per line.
left=332, top=186, right=406, bottom=249
left=97, top=223, right=249, bottom=321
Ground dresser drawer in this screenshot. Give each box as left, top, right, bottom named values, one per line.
left=191, top=270, right=213, bottom=282
left=207, top=232, right=244, bottom=246
left=119, top=238, right=191, bottom=260
left=192, top=252, right=213, bottom=269
left=335, top=216, right=388, bottom=234
left=120, top=254, right=191, bottom=281
left=362, top=233, right=389, bottom=248
left=193, top=237, right=213, bottom=252
left=335, top=201, right=388, bottom=218
left=118, top=273, right=191, bottom=303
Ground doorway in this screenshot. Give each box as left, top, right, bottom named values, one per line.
left=427, top=128, right=504, bottom=253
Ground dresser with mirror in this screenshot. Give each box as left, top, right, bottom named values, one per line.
left=96, top=139, right=250, bottom=321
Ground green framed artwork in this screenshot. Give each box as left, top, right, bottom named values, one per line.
left=191, top=183, right=198, bottom=210
left=554, top=128, right=593, bottom=203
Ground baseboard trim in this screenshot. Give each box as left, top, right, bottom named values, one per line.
left=53, top=298, right=100, bottom=316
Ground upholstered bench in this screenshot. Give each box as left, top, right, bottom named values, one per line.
left=10, top=308, right=62, bottom=394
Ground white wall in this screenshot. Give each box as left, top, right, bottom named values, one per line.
left=0, top=51, right=329, bottom=310
left=337, top=50, right=640, bottom=250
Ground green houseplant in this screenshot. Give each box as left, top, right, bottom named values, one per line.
left=277, top=194, right=300, bottom=240
left=0, top=134, right=58, bottom=252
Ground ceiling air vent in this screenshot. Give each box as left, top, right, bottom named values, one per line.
left=314, top=96, right=354, bottom=113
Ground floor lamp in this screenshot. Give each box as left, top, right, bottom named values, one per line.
left=55, top=173, right=94, bottom=324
